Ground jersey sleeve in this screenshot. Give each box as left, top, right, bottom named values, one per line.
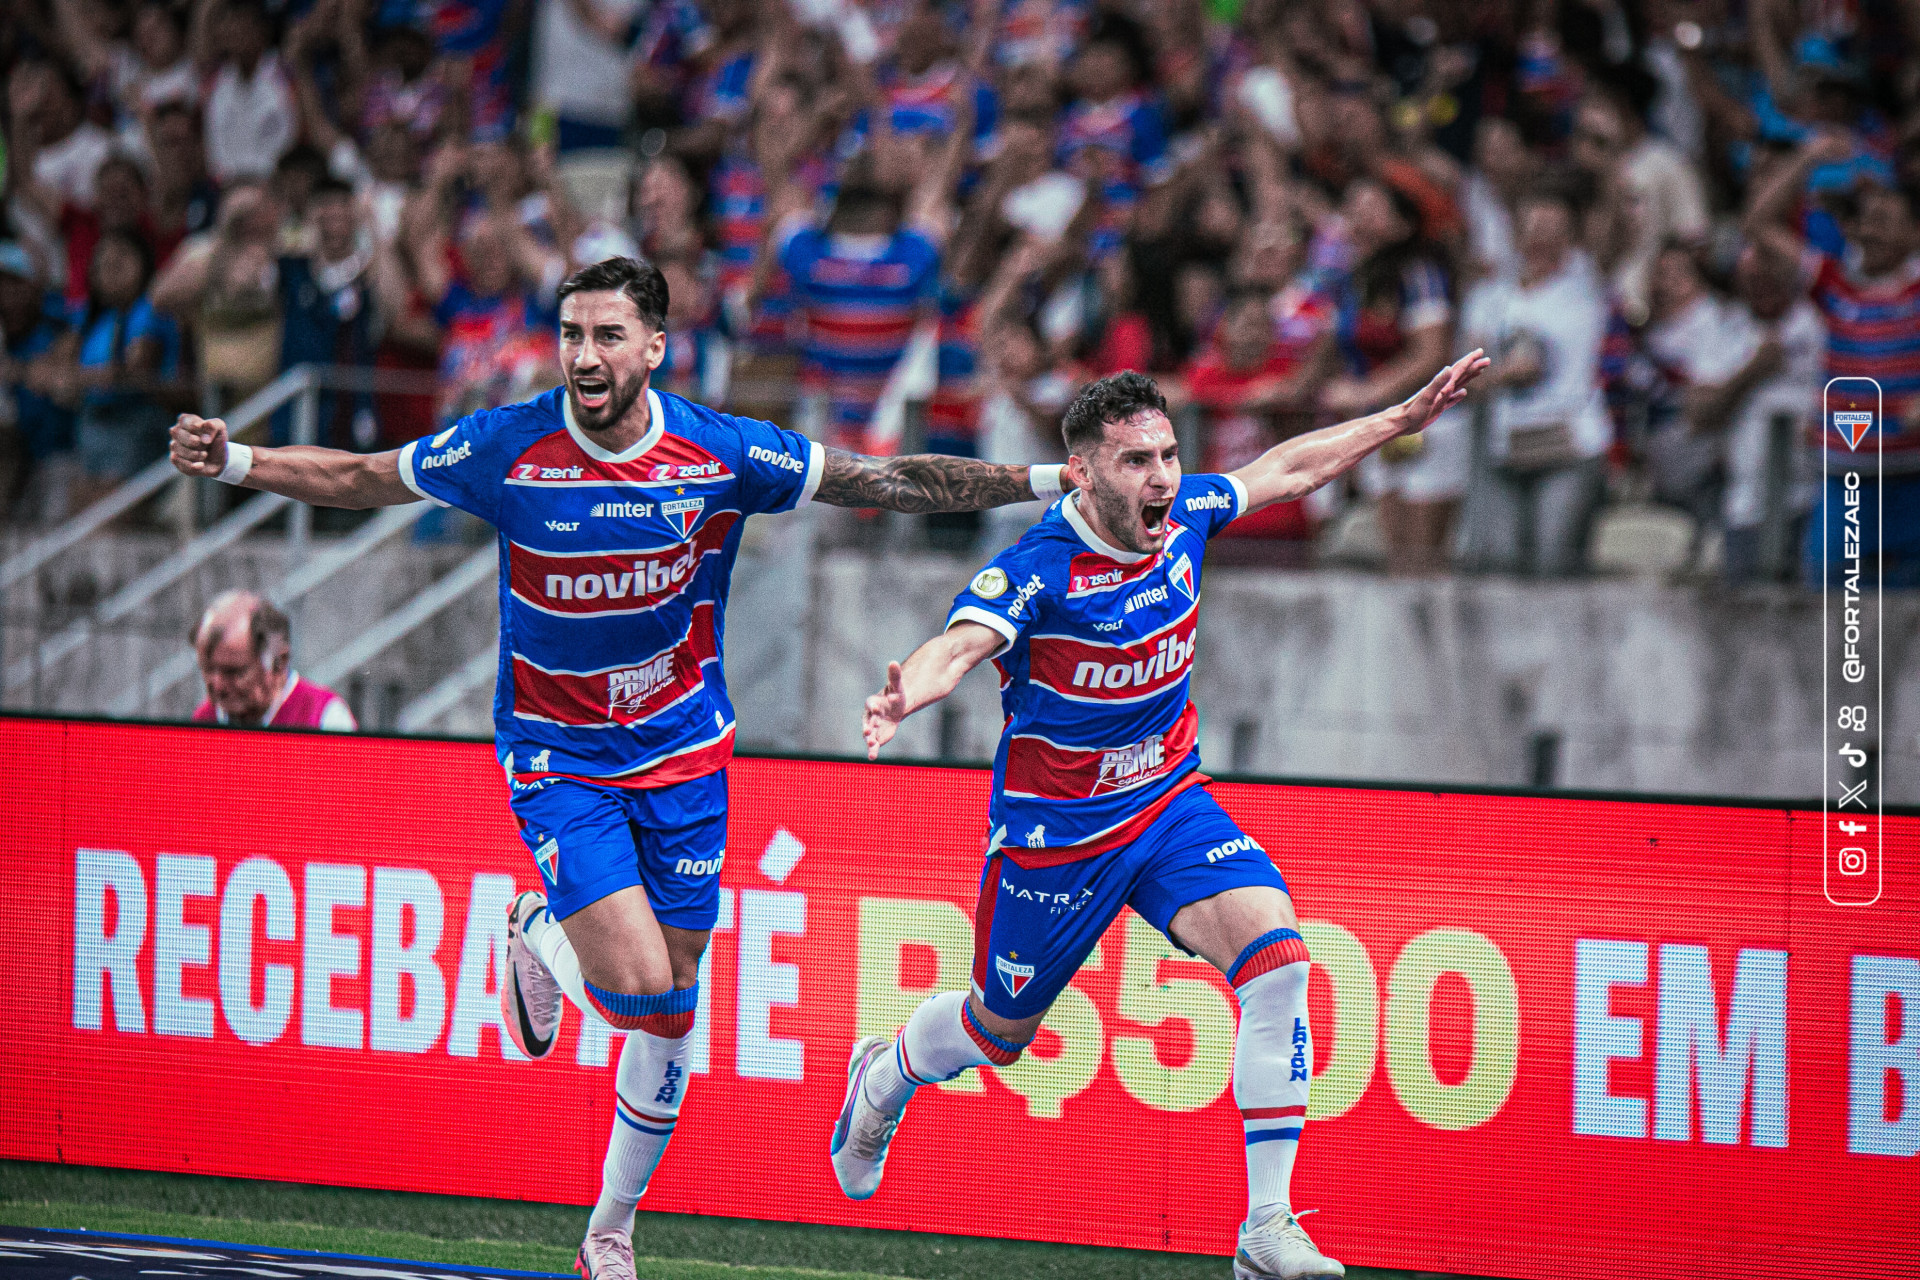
left=395, top=404, right=518, bottom=525
left=728, top=413, right=825, bottom=513
left=946, top=542, right=1047, bottom=657
left=1176, top=472, right=1250, bottom=540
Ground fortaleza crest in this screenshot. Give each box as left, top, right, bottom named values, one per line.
left=1834, top=411, right=1873, bottom=452
left=995, top=953, right=1034, bottom=998
left=1169, top=553, right=1195, bottom=602
left=532, top=833, right=559, bottom=881
left=662, top=496, right=705, bottom=536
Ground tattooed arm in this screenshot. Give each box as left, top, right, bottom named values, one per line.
left=813, top=448, right=1064, bottom=512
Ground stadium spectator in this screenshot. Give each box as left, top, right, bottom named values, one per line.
left=60, top=231, right=182, bottom=499
left=420, top=214, right=561, bottom=423
left=274, top=178, right=381, bottom=450
left=1183, top=287, right=1321, bottom=556
left=0, top=240, right=77, bottom=522
left=199, top=0, right=298, bottom=185
left=151, top=180, right=287, bottom=406
left=190, top=590, right=356, bottom=730
left=1325, top=177, right=1459, bottom=573
left=6, top=57, right=114, bottom=280
left=1458, top=187, right=1612, bottom=578
left=145, top=100, right=223, bottom=259
left=1746, top=131, right=1920, bottom=588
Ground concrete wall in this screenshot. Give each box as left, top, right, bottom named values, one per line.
left=6, top=515, right=1913, bottom=802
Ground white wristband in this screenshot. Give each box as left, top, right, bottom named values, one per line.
left=216, top=442, right=254, bottom=485
left=1029, top=463, right=1064, bottom=500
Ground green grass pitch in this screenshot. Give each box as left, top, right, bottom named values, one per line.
left=0, top=1160, right=1505, bottom=1280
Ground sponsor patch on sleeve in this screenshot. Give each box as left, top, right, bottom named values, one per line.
left=971, top=567, right=1010, bottom=599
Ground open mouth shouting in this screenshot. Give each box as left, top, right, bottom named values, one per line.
left=1139, top=497, right=1173, bottom=545
left=571, top=371, right=614, bottom=415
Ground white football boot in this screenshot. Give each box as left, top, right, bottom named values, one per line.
left=574, top=1226, right=636, bottom=1280
left=829, top=1035, right=902, bottom=1200
left=1233, top=1208, right=1346, bottom=1280
left=501, top=890, right=563, bottom=1059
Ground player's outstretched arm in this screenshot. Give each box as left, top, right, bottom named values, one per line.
left=815, top=447, right=1060, bottom=513
left=1230, top=349, right=1489, bottom=512
left=862, top=621, right=1005, bottom=760
left=170, top=414, right=420, bottom=509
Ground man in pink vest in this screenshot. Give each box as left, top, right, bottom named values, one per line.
left=190, top=590, right=356, bottom=730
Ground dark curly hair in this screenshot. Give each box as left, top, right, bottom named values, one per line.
left=1059, top=371, right=1168, bottom=454
left=556, top=256, right=670, bottom=332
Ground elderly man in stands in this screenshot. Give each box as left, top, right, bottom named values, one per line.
left=190, top=590, right=355, bottom=730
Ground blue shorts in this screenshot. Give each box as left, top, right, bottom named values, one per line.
left=969, top=785, right=1289, bottom=1020
left=509, top=770, right=728, bottom=928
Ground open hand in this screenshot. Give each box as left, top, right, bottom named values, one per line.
left=862, top=661, right=908, bottom=761
left=1394, top=349, right=1490, bottom=435
left=170, top=414, right=230, bottom=478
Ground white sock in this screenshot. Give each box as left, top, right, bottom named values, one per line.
left=527, top=902, right=602, bottom=1025
left=1235, top=958, right=1313, bottom=1223
left=861, top=990, right=1019, bottom=1115
left=587, top=1027, right=692, bottom=1234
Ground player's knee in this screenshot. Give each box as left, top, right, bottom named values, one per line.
left=584, top=976, right=699, bottom=1038
left=1225, top=927, right=1311, bottom=992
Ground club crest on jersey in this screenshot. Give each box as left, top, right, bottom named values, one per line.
left=1169, top=554, right=1195, bottom=602
left=996, top=954, right=1035, bottom=998
left=662, top=496, right=704, bottom=536
left=531, top=833, right=559, bottom=882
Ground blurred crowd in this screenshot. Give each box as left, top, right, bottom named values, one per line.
left=2, top=0, right=1917, bottom=584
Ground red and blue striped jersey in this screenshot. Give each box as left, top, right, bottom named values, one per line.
left=946, top=474, right=1249, bottom=866
left=1806, top=249, right=1920, bottom=472
left=398, top=386, right=823, bottom=787
left=780, top=226, right=941, bottom=398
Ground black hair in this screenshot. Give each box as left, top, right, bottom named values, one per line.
left=828, top=181, right=902, bottom=231
left=556, top=256, right=670, bottom=332
left=1060, top=371, right=1168, bottom=454
left=1353, top=178, right=1444, bottom=313
left=274, top=143, right=330, bottom=181
left=310, top=176, right=355, bottom=201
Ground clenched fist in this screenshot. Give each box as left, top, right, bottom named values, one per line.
left=171, top=414, right=230, bottom=478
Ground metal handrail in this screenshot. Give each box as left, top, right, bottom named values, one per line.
left=0, top=364, right=445, bottom=594
left=396, top=645, right=499, bottom=732
left=105, top=502, right=431, bottom=716
left=0, top=365, right=311, bottom=592
left=306, top=547, right=496, bottom=688
left=3, top=490, right=292, bottom=690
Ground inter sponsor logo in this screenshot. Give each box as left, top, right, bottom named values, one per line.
left=590, top=501, right=655, bottom=518
left=747, top=444, right=805, bottom=473
left=609, top=652, right=677, bottom=716
left=1125, top=583, right=1169, bottom=613
left=420, top=441, right=472, bottom=470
